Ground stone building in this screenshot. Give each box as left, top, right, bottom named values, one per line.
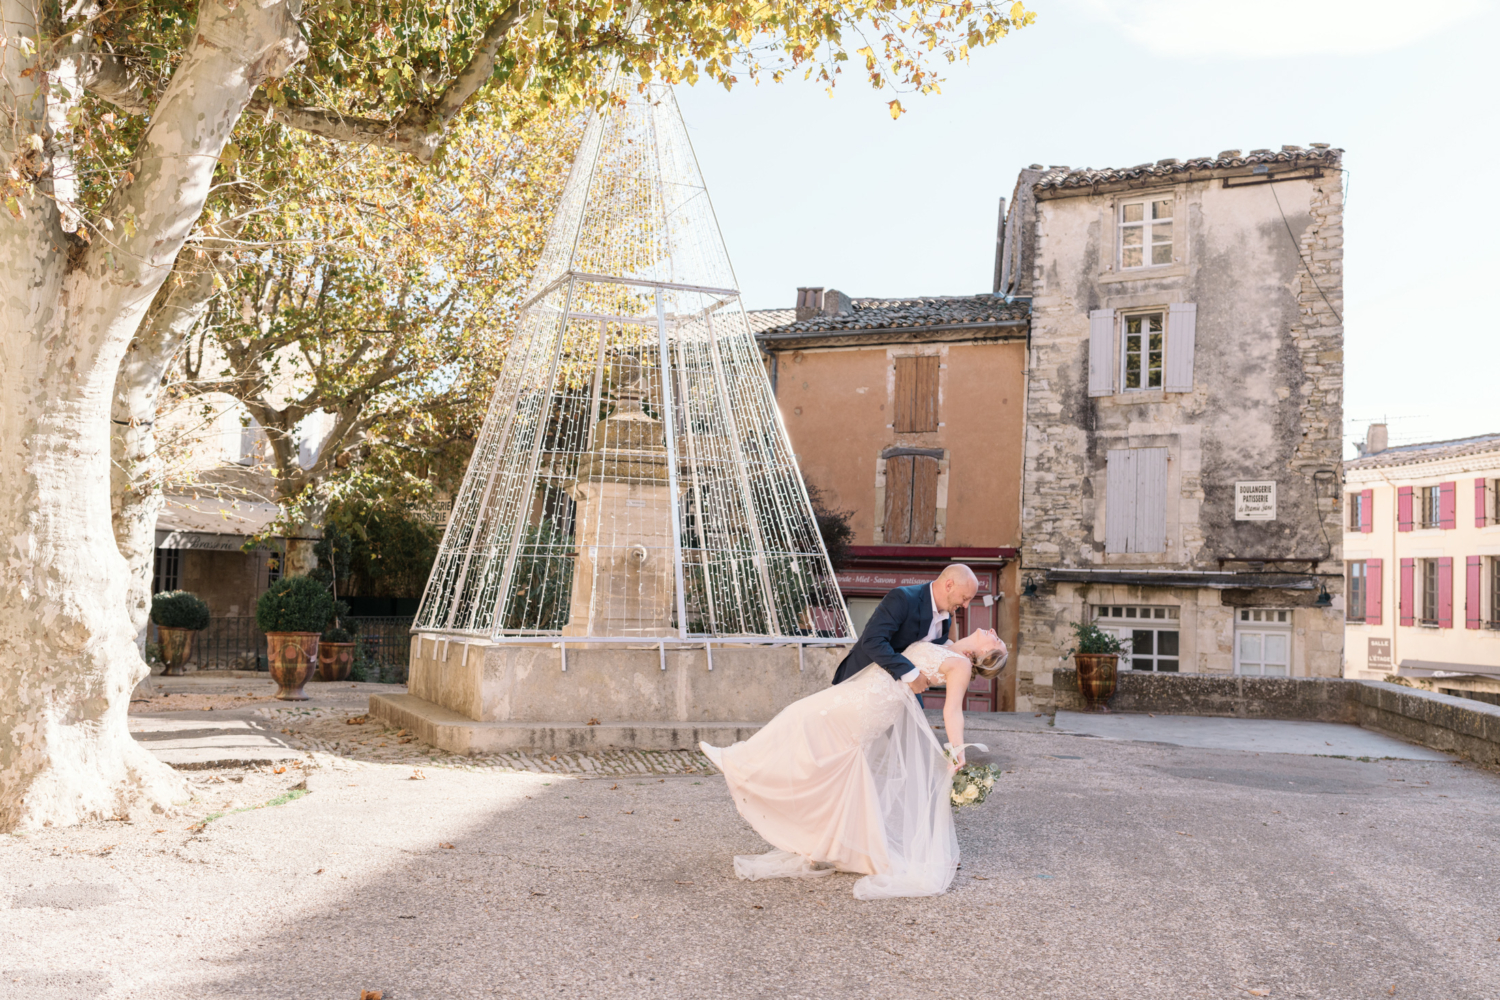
left=1007, top=146, right=1346, bottom=710
left=751, top=290, right=1028, bottom=711
left=1343, top=424, right=1500, bottom=702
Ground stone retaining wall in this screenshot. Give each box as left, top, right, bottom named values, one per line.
left=1053, top=668, right=1500, bottom=765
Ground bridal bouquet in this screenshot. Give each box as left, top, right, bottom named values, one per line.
left=944, top=743, right=1002, bottom=809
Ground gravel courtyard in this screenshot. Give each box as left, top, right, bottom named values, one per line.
left=4, top=687, right=1499, bottom=999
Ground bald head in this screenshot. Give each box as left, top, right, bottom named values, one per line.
left=933, top=563, right=979, bottom=614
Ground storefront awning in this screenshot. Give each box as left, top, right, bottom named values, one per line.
left=153, top=495, right=312, bottom=550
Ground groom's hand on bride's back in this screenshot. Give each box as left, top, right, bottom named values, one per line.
left=908, top=674, right=931, bottom=695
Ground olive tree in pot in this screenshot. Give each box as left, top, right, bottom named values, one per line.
left=256, top=577, right=335, bottom=700
left=1067, top=622, right=1129, bottom=712
left=150, top=591, right=211, bottom=676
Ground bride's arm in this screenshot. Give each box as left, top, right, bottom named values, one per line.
left=941, top=658, right=973, bottom=766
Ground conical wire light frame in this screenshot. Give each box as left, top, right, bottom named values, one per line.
left=415, top=82, right=852, bottom=643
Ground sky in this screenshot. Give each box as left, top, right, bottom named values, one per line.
left=675, top=0, right=1499, bottom=458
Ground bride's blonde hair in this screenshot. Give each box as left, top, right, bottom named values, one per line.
left=971, top=647, right=1006, bottom=679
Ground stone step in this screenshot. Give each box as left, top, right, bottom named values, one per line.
left=368, top=693, right=763, bottom=754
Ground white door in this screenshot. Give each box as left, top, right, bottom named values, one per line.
left=1235, top=609, right=1291, bottom=676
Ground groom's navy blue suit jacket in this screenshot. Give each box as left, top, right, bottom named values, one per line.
left=832, top=583, right=950, bottom=685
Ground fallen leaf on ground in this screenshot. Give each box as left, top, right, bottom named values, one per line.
left=154, top=829, right=165, bottom=834
left=632, top=914, right=640, bottom=919
left=1388, top=988, right=1396, bottom=996
left=314, top=868, right=324, bottom=874
left=360, top=990, right=383, bottom=1000
left=620, top=810, right=633, bottom=815
left=751, top=905, right=763, bottom=909
left=548, top=755, right=557, bottom=761
left=673, top=818, right=680, bottom=822
left=398, top=737, right=413, bottom=744
left=273, top=766, right=286, bottom=774
left=1247, top=992, right=1268, bottom=997
left=587, top=717, right=600, bottom=726
left=972, top=875, right=989, bottom=880
left=531, top=891, right=546, bottom=896
left=347, top=715, right=367, bottom=725
left=577, top=815, right=588, bottom=819
left=675, top=880, right=692, bottom=885
left=1176, top=831, right=1192, bottom=837
left=409, top=769, right=426, bottom=780
left=609, top=784, right=618, bottom=790
left=396, top=729, right=409, bottom=737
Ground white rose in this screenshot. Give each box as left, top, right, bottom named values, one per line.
left=961, top=786, right=980, bottom=803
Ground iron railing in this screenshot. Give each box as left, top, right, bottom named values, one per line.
left=149, top=614, right=414, bottom=683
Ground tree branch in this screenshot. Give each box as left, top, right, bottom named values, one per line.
left=81, top=51, right=150, bottom=115
left=249, top=0, right=525, bottom=161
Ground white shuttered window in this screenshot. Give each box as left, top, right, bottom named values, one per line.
left=1088, top=304, right=1197, bottom=397
left=1105, top=448, right=1168, bottom=553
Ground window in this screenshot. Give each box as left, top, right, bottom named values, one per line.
left=1347, top=490, right=1373, bottom=532
left=1347, top=561, right=1366, bottom=623
left=152, top=547, right=181, bottom=594
left=1119, top=198, right=1174, bottom=269
left=1492, top=558, right=1500, bottom=628
left=892, top=356, right=939, bottom=433
left=1122, top=313, right=1165, bottom=391
left=882, top=450, right=939, bottom=545
left=1105, top=447, right=1168, bottom=554
left=1236, top=608, right=1291, bottom=677
left=1094, top=605, right=1179, bottom=672
left=1420, top=486, right=1442, bottom=529
left=1421, top=558, right=1440, bottom=626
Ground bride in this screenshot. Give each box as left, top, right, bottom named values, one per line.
left=701, top=628, right=1007, bottom=900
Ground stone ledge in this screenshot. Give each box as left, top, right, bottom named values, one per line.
left=369, top=693, right=761, bottom=754
left=1052, top=668, right=1500, bottom=765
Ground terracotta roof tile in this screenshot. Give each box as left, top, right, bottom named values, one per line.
left=1035, top=144, right=1343, bottom=192
left=749, top=295, right=1027, bottom=338
left=1346, top=431, right=1500, bottom=470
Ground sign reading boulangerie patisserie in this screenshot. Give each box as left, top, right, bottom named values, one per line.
left=1234, top=481, right=1277, bottom=521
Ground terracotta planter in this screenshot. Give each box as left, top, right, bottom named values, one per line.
left=266, top=632, right=321, bottom=701
left=316, top=642, right=356, bottom=682
left=1074, top=653, right=1119, bottom=712
left=156, top=626, right=196, bottom=677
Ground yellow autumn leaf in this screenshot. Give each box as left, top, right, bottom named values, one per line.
left=888, top=98, right=904, bottom=119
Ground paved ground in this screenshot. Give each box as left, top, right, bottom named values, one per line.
left=3, top=677, right=1497, bottom=999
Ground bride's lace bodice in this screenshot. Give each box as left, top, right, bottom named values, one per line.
left=903, top=641, right=968, bottom=682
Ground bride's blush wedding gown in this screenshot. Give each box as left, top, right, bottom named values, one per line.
left=702, top=642, right=964, bottom=900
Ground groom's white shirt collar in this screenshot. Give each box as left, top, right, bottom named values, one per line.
left=901, top=584, right=949, bottom=684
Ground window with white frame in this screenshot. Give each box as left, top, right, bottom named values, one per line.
left=1122, top=312, right=1165, bottom=391
left=1347, top=561, right=1366, bottom=623
left=1235, top=608, right=1291, bottom=676
left=1094, top=605, right=1180, bottom=671
left=1119, top=198, right=1174, bottom=269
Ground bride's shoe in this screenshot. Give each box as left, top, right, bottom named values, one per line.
left=699, top=740, right=725, bottom=769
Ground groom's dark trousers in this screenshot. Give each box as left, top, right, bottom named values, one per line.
left=832, top=582, right=951, bottom=686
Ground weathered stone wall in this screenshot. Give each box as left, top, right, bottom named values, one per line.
left=1015, top=158, right=1344, bottom=708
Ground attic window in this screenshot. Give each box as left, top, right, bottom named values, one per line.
left=1120, top=198, right=1173, bottom=268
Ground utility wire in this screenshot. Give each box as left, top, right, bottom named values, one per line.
left=1270, top=182, right=1342, bottom=325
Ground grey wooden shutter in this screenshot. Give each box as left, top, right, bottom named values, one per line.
left=1164, top=302, right=1196, bottom=393
left=1088, top=308, right=1115, bottom=397
left=1133, top=447, right=1168, bottom=552
left=1105, top=449, right=1135, bottom=552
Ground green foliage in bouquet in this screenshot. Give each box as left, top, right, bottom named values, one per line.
left=151, top=590, right=211, bottom=631
left=1066, top=621, right=1128, bottom=656
left=950, top=762, right=1003, bottom=809
left=255, top=576, right=335, bottom=634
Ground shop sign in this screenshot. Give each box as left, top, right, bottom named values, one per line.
left=1367, top=637, right=1392, bottom=668
left=835, top=569, right=993, bottom=594
left=1234, top=481, right=1277, bottom=521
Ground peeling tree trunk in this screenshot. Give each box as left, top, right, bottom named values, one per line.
left=0, top=0, right=306, bottom=832
left=112, top=268, right=218, bottom=647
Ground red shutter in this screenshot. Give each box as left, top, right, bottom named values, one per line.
left=1399, top=558, right=1415, bottom=626
left=1478, top=478, right=1490, bottom=528
left=1397, top=486, right=1414, bottom=532
left=1360, top=489, right=1374, bottom=533
left=1439, top=482, right=1456, bottom=530
left=1467, top=556, right=1484, bottom=629
left=1366, top=558, right=1382, bottom=626
left=1437, top=556, right=1453, bottom=628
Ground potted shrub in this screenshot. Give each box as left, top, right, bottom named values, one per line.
left=1067, top=621, right=1129, bottom=712
left=317, top=603, right=357, bottom=682
left=256, top=576, right=335, bottom=700
left=150, top=591, right=211, bottom=676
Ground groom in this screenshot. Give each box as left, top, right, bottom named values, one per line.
left=833, top=564, right=997, bottom=694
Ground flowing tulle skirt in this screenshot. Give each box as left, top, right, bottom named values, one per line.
left=704, top=663, right=958, bottom=899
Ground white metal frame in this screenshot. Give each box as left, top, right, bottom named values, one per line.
left=1118, top=310, right=1166, bottom=392
left=1118, top=196, right=1175, bottom=270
